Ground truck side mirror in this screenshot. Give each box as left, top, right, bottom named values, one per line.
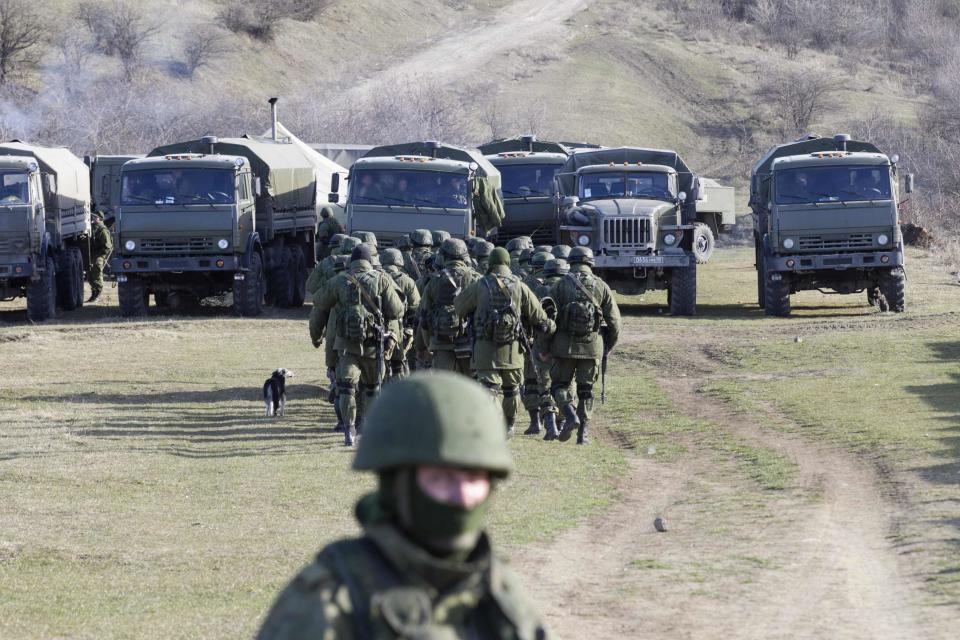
left=905, top=174, right=914, bottom=194
left=45, top=174, right=56, bottom=193
left=690, top=178, right=702, bottom=201
left=328, top=193, right=340, bottom=204
left=331, top=172, right=340, bottom=193
left=253, top=177, right=262, bottom=198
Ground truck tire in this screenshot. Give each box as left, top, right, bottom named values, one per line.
left=56, top=252, right=80, bottom=311
left=290, top=246, right=308, bottom=307
left=692, top=223, right=715, bottom=264
left=118, top=278, right=149, bottom=317
left=763, top=275, right=791, bottom=317
left=154, top=291, right=169, bottom=309
left=669, top=263, right=697, bottom=316
left=270, top=247, right=295, bottom=307
left=26, top=256, right=57, bottom=322
left=71, top=248, right=85, bottom=309
left=879, top=267, right=906, bottom=313
left=234, top=252, right=264, bottom=317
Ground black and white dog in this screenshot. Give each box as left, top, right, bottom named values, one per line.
left=263, top=369, right=294, bottom=417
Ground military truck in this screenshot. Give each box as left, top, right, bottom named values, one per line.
left=0, top=141, right=92, bottom=321
left=479, top=136, right=570, bottom=244
left=329, top=141, right=505, bottom=245
left=555, top=147, right=736, bottom=315
left=86, top=154, right=143, bottom=227
left=751, top=134, right=911, bottom=316
left=111, top=131, right=321, bottom=317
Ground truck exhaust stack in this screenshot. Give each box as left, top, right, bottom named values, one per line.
left=269, top=98, right=279, bottom=142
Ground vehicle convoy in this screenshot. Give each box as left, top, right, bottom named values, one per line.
left=0, top=141, right=92, bottom=321
left=751, top=134, right=911, bottom=316
left=111, top=126, right=323, bottom=317
left=478, top=136, right=571, bottom=245
left=555, top=147, right=736, bottom=315
left=86, top=154, right=142, bottom=226
left=329, top=141, right=506, bottom=245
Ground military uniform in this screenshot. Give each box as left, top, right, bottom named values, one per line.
left=381, top=248, right=421, bottom=380
left=306, top=234, right=351, bottom=296
left=87, top=212, right=112, bottom=302
left=257, top=373, right=548, bottom=640
left=455, top=248, right=552, bottom=432
left=405, top=229, right=434, bottom=284
left=520, top=252, right=557, bottom=436
left=316, top=207, right=344, bottom=259
left=548, top=247, right=621, bottom=444
left=309, top=254, right=350, bottom=431
left=417, top=239, right=479, bottom=375
left=312, top=245, right=404, bottom=445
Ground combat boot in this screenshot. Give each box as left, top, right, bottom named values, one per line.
left=87, top=289, right=101, bottom=303
left=558, top=403, right=580, bottom=442
left=343, top=424, right=356, bottom=447
left=543, top=411, right=559, bottom=441
left=576, top=419, right=590, bottom=445
left=523, top=409, right=542, bottom=435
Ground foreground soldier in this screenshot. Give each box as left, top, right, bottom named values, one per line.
left=418, top=238, right=479, bottom=375
left=87, top=211, right=112, bottom=302
left=257, top=373, right=548, bottom=640
left=549, top=247, right=621, bottom=445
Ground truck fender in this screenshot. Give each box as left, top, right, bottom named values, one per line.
left=241, top=232, right=262, bottom=270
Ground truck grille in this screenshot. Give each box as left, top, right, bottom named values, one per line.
left=602, top=217, right=651, bottom=249
left=797, top=234, right=873, bottom=251
left=0, top=239, right=11, bottom=253
left=138, top=238, right=215, bottom=253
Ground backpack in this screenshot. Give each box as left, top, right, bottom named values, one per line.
left=431, top=268, right=466, bottom=341
left=479, top=275, right=521, bottom=344
left=558, top=273, right=600, bottom=337
left=339, top=271, right=381, bottom=344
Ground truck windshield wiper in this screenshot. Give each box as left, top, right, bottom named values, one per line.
left=125, top=195, right=153, bottom=203
left=413, top=197, right=450, bottom=212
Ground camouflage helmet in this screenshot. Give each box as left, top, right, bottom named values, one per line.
left=475, top=240, right=494, bottom=258
left=332, top=255, right=349, bottom=272
left=568, top=246, right=595, bottom=265
left=396, top=235, right=413, bottom=251
left=440, top=237, right=469, bottom=261
left=534, top=244, right=553, bottom=255
left=519, top=248, right=534, bottom=264
left=328, top=232, right=347, bottom=248
left=505, top=236, right=533, bottom=252
left=354, top=371, right=513, bottom=477
left=544, top=257, right=570, bottom=276
left=320, top=206, right=334, bottom=219
left=91, top=210, right=104, bottom=221
left=432, top=230, right=451, bottom=248
left=381, top=247, right=404, bottom=268
left=340, top=236, right=362, bottom=255
left=465, top=236, right=481, bottom=254
left=551, top=244, right=572, bottom=260
left=530, top=251, right=553, bottom=270
left=354, top=230, right=378, bottom=247
left=410, top=229, right=433, bottom=248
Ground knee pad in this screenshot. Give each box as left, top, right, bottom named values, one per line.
left=551, top=382, right=567, bottom=396
left=577, top=383, right=593, bottom=400
left=502, top=385, right=519, bottom=398
left=338, top=382, right=357, bottom=396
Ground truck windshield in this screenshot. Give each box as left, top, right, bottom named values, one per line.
left=774, top=165, right=892, bottom=204
left=0, top=171, right=29, bottom=204
left=500, top=163, right=560, bottom=197
left=350, top=168, right=468, bottom=209
left=579, top=172, right=672, bottom=200
left=121, top=168, right=235, bottom=205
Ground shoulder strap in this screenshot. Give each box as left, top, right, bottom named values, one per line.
left=344, top=271, right=383, bottom=317
left=565, top=272, right=599, bottom=307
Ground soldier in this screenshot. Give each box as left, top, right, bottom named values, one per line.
left=549, top=247, right=621, bottom=445
left=309, top=251, right=353, bottom=432
left=517, top=248, right=533, bottom=278
left=551, top=244, right=572, bottom=261
left=315, top=207, right=343, bottom=259
left=454, top=247, right=552, bottom=434
left=381, top=248, right=420, bottom=380
left=354, top=230, right=378, bottom=249
left=313, top=244, right=404, bottom=446
left=407, top=229, right=434, bottom=282
left=430, top=230, right=451, bottom=259
left=505, top=236, right=533, bottom=253
left=534, top=244, right=553, bottom=256
left=257, top=373, right=549, bottom=639
left=417, top=238, right=479, bottom=375
left=87, top=211, right=112, bottom=302
left=475, top=240, right=494, bottom=274
left=306, top=234, right=349, bottom=296
left=520, top=251, right=556, bottom=436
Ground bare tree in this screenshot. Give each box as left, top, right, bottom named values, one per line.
left=181, top=26, right=230, bottom=78
left=757, top=63, right=840, bottom=135
left=0, top=0, right=45, bottom=85
left=76, top=1, right=161, bottom=79
left=217, top=0, right=330, bottom=42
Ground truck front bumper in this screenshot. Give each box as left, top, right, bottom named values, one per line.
left=110, top=255, right=240, bottom=275
left=595, top=252, right=690, bottom=269
left=768, top=249, right=903, bottom=272
left=0, top=259, right=34, bottom=281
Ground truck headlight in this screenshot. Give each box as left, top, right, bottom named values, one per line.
left=217, top=238, right=229, bottom=250
left=663, top=233, right=677, bottom=246
left=577, top=234, right=591, bottom=246
left=124, top=240, right=136, bottom=251
left=783, top=238, right=795, bottom=250
left=877, top=234, right=889, bottom=245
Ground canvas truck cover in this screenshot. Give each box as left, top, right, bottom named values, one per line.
left=0, top=141, right=91, bottom=218
left=309, top=143, right=374, bottom=168
left=750, top=136, right=883, bottom=206
left=149, top=135, right=319, bottom=214
left=478, top=137, right=570, bottom=155
left=557, top=147, right=696, bottom=197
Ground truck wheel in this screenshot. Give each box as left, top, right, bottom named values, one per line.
left=234, top=252, right=264, bottom=317
left=763, top=275, right=791, bottom=317
left=879, top=267, right=906, bottom=313
left=118, top=278, right=149, bottom=317
left=669, top=263, right=697, bottom=316
left=154, top=292, right=169, bottom=308
left=270, top=247, right=295, bottom=307
left=71, top=248, right=85, bottom=309
left=290, top=246, right=308, bottom=307
left=56, top=252, right=79, bottom=311
left=692, top=223, right=714, bottom=264
left=27, top=256, right=57, bottom=322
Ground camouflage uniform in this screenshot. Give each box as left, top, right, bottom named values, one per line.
left=87, top=212, right=112, bottom=302
left=257, top=373, right=548, bottom=640
left=548, top=247, right=621, bottom=444
left=306, top=234, right=351, bottom=296
left=315, top=207, right=343, bottom=259
left=381, top=248, right=420, bottom=380
left=520, top=252, right=557, bottom=435
left=455, top=248, right=552, bottom=432
left=312, top=245, right=404, bottom=446
left=417, top=239, right=479, bottom=375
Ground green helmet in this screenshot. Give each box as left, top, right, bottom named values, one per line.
left=534, top=244, right=552, bottom=255
left=396, top=235, right=413, bottom=251
left=551, top=244, right=572, bottom=260
left=411, top=229, right=433, bottom=248
left=340, top=236, right=362, bottom=255
left=440, top=237, right=468, bottom=261
left=568, top=246, right=595, bottom=265
left=320, top=206, right=334, bottom=219
left=354, top=230, right=378, bottom=247
left=354, top=372, right=513, bottom=477
left=475, top=240, right=493, bottom=258
left=519, top=248, right=533, bottom=264
left=328, top=232, right=347, bottom=248
left=465, top=236, right=481, bottom=255
left=432, top=230, right=451, bottom=248
left=544, top=257, right=569, bottom=276
left=381, top=247, right=404, bottom=268
left=530, top=251, right=553, bottom=270
left=505, top=236, right=533, bottom=252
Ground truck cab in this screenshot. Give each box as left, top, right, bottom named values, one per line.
left=484, top=151, right=567, bottom=244
left=0, top=157, right=47, bottom=285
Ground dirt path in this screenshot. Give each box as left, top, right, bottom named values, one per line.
left=512, top=344, right=953, bottom=639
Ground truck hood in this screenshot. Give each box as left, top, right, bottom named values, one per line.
left=347, top=203, right=469, bottom=242
left=579, top=198, right=674, bottom=217
left=118, top=207, right=235, bottom=254
left=775, top=202, right=896, bottom=233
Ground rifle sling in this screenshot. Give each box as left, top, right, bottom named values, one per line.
left=343, top=271, right=383, bottom=320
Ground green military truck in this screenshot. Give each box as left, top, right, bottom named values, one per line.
left=111, top=133, right=320, bottom=316
left=478, top=136, right=570, bottom=245
left=0, top=141, right=92, bottom=321
left=751, top=134, right=911, bottom=316
left=555, top=147, right=735, bottom=315
left=86, top=154, right=143, bottom=227
left=329, top=141, right=505, bottom=245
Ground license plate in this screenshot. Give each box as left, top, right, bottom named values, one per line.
left=633, top=255, right=665, bottom=265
